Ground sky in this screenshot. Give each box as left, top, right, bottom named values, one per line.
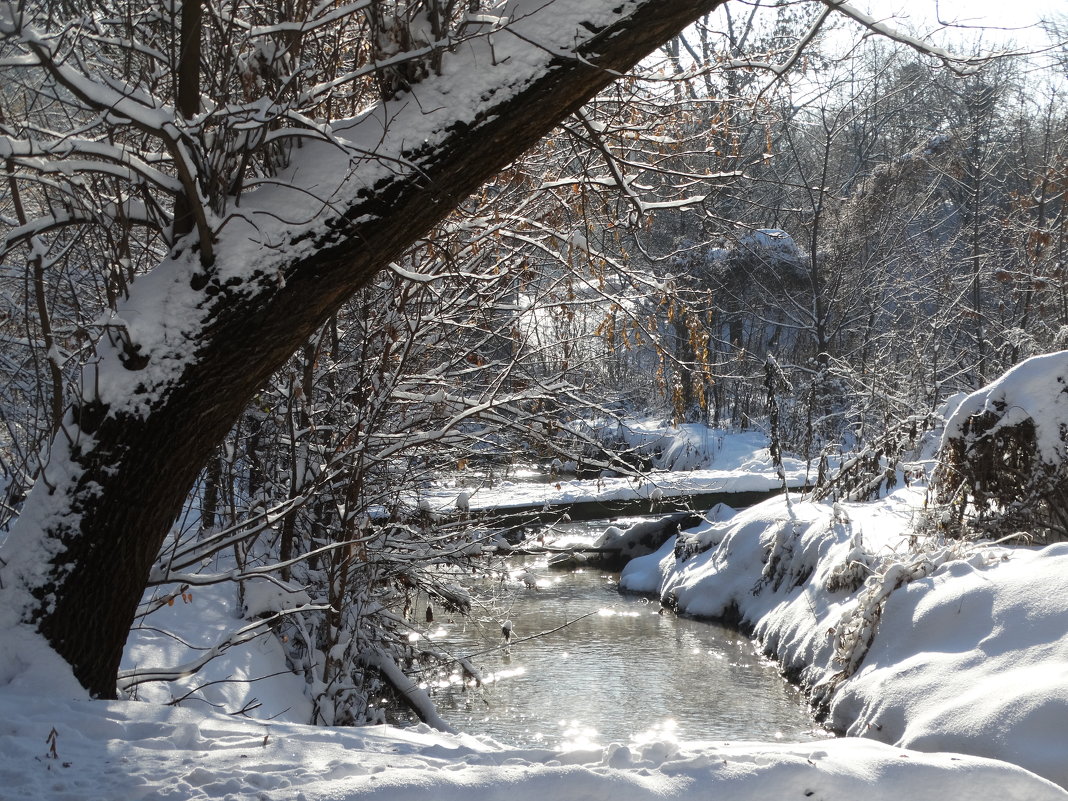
left=862, top=0, right=1063, bottom=47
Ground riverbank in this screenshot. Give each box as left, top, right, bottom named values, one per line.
left=4, top=492, right=1068, bottom=798
left=0, top=671, right=1064, bottom=800
left=620, top=487, right=1068, bottom=789
left=418, top=425, right=809, bottom=520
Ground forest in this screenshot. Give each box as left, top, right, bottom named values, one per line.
left=1, top=0, right=1067, bottom=743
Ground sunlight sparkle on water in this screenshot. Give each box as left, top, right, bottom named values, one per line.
left=631, top=719, right=679, bottom=746
left=598, top=607, right=639, bottom=617
left=559, top=719, right=600, bottom=751
left=480, top=666, right=526, bottom=685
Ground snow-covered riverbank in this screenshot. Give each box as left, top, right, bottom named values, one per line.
left=8, top=492, right=1068, bottom=800
left=4, top=495, right=1068, bottom=799
left=1, top=671, right=1065, bottom=800
left=621, top=487, right=1068, bottom=789
left=421, top=425, right=808, bottom=515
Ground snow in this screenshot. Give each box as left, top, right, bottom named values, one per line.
left=941, top=350, right=1068, bottom=464
left=240, top=577, right=313, bottom=619
left=0, top=688, right=1064, bottom=801
left=736, top=228, right=802, bottom=268
left=835, top=543, right=1068, bottom=775
left=423, top=422, right=808, bottom=514
left=604, top=419, right=792, bottom=473
left=621, top=487, right=1068, bottom=789
left=427, top=465, right=797, bottom=515
left=121, top=581, right=313, bottom=723
left=2, top=427, right=1068, bottom=797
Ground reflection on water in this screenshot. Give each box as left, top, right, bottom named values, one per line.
left=419, top=521, right=826, bottom=749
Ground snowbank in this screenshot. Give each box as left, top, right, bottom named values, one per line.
left=941, top=350, right=1068, bottom=465
left=424, top=424, right=807, bottom=514
left=621, top=489, right=1068, bottom=788
left=122, top=580, right=312, bottom=722
left=0, top=688, right=1063, bottom=800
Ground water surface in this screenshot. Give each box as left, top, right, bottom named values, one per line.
left=421, top=521, right=824, bottom=749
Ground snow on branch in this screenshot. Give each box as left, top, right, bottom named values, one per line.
left=359, top=647, right=457, bottom=733
left=148, top=538, right=366, bottom=590
left=1, top=203, right=164, bottom=255
left=0, top=133, right=181, bottom=193
left=0, top=17, right=173, bottom=134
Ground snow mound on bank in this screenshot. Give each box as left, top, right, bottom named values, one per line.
left=622, top=490, right=1068, bottom=788
left=123, top=580, right=312, bottom=722
left=835, top=542, right=1068, bottom=775
left=1, top=688, right=1063, bottom=801
left=942, top=350, right=1068, bottom=465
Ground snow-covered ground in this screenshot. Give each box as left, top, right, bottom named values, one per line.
left=2, top=542, right=1067, bottom=801
left=2, top=675, right=1065, bottom=800
left=422, top=424, right=808, bottom=515
left=621, top=487, right=1068, bottom=790
left=6, top=488, right=1068, bottom=799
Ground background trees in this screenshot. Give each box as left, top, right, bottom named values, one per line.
left=637, top=21, right=1068, bottom=469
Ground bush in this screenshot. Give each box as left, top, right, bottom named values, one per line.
left=932, top=352, right=1068, bottom=543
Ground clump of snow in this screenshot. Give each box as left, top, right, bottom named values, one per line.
left=736, top=228, right=802, bottom=268
left=241, top=577, right=312, bottom=619
left=456, top=491, right=471, bottom=513
left=833, top=542, right=1068, bottom=777
left=941, top=350, right=1068, bottom=465
left=592, top=513, right=697, bottom=561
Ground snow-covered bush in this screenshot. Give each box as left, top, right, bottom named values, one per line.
left=819, top=547, right=956, bottom=702
left=814, top=414, right=936, bottom=503
left=758, top=516, right=820, bottom=593
left=932, top=351, right=1068, bottom=543
left=823, top=505, right=872, bottom=594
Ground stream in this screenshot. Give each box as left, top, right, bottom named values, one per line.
left=419, top=518, right=826, bottom=749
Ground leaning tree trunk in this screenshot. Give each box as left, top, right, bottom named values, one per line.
left=0, top=0, right=724, bottom=698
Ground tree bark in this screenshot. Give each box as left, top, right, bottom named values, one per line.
left=2, top=0, right=724, bottom=698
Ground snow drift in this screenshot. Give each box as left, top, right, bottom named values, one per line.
left=621, top=488, right=1068, bottom=788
